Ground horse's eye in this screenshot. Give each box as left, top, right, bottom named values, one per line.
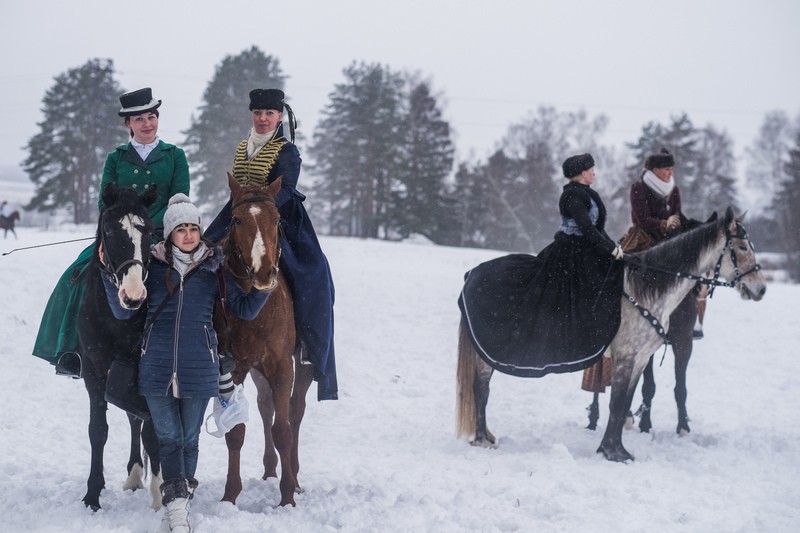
left=232, top=217, right=241, bottom=226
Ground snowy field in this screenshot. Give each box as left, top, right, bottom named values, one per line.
left=0, top=227, right=798, bottom=533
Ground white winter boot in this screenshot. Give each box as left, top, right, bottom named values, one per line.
left=159, top=479, right=192, bottom=532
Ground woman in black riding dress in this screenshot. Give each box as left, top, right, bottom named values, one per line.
left=458, top=153, right=626, bottom=377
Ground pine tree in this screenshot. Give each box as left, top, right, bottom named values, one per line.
left=693, top=125, right=738, bottom=215
left=183, top=46, right=286, bottom=207
left=23, top=58, right=125, bottom=223
left=394, top=80, right=455, bottom=242
left=308, top=62, right=406, bottom=238
left=775, top=131, right=800, bottom=280
left=743, top=111, right=794, bottom=216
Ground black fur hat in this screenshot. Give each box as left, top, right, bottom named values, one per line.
left=645, top=148, right=675, bottom=170
left=249, top=88, right=285, bottom=111
left=562, top=153, right=595, bottom=178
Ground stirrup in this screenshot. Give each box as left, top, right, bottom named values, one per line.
left=55, top=352, right=82, bottom=379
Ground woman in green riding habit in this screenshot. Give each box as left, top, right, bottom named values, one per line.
left=32, top=88, right=190, bottom=377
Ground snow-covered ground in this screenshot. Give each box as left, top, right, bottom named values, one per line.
left=1, top=228, right=797, bottom=532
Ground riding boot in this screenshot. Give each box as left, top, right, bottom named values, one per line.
left=159, top=478, right=191, bottom=533
left=55, top=351, right=82, bottom=379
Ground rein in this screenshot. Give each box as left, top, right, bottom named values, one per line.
left=625, top=221, right=761, bottom=349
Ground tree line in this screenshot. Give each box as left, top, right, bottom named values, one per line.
left=21, top=48, right=800, bottom=280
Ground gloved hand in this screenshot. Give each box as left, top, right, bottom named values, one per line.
left=665, top=214, right=681, bottom=232
left=611, top=245, right=624, bottom=260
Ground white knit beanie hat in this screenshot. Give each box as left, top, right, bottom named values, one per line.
left=163, top=193, right=203, bottom=238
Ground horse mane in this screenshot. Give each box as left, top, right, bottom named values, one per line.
left=626, top=216, right=724, bottom=301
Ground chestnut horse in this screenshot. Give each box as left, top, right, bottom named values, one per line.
left=457, top=208, right=767, bottom=462
left=215, top=173, right=314, bottom=507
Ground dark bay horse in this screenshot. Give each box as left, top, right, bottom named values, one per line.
left=585, top=291, right=698, bottom=435
left=1, top=210, right=20, bottom=238
left=215, top=173, right=314, bottom=507
left=76, top=184, right=161, bottom=510
left=456, top=207, right=766, bottom=462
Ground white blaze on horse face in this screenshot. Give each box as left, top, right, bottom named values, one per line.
left=248, top=205, right=267, bottom=273
left=118, top=214, right=147, bottom=305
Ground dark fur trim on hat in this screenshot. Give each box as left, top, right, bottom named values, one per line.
left=562, top=153, right=595, bottom=178
left=645, top=148, right=675, bottom=170
left=249, top=88, right=285, bottom=111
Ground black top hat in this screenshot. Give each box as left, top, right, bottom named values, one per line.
left=562, top=153, right=595, bottom=178
left=644, top=148, right=675, bottom=170
left=249, top=89, right=285, bottom=111
left=118, top=87, right=162, bottom=117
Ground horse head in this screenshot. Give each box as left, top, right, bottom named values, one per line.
left=99, top=183, right=157, bottom=310
left=225, top=172, right=282, bottom=292
left=717, top=207, right=767, bottom=302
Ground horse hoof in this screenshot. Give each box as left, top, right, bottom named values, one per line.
left=470, top=438, right=497, bottom=449
left=597, top=445, right=634, bottom=463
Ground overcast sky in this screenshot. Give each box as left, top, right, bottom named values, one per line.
left=1, top=0, right=798, bottom=173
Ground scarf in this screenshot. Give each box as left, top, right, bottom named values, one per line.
left=643, top=170, right=676, bottom=199
left=171, top=242, right=208, bottom=276
left=246, top=126, right=277, bottom=159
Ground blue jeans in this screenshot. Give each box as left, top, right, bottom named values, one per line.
left=146, top=394, right=210, bottom=482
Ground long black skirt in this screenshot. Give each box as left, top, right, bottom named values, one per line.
left=458, top=234, right=624, bottom=378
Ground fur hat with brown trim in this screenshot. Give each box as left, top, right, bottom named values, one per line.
left=562, top=153, right=595, bottom=178
left=644, top=148, right=675, bottom=170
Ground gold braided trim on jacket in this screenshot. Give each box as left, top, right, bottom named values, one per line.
left=232, top=138, right=287, bottom=186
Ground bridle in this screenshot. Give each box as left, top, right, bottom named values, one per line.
left=623, top=220, right=762, bottom=346
left=225, top=194, right=283, bottom=283
left=99, top=211, right=150, bottom=288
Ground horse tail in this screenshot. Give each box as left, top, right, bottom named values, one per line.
left=456, top=316, right=477, bottom=439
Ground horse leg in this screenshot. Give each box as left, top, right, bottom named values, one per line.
left=250, top=369, right=278, bottom=479
left=289, top=360, right=314, bottom=491
left=637, top=356, right=656, bottom=433
left=122, top=415, right=146, bottom=492
left=141, top=418, right=163, bottom=509
left=670, top=293, right=696, bottom=435
left=222, top=421, right=246, bottom=504
left=598, top=350, right=649, bottom=462
left=586, top=393, right=600, bottom=430
left=82, top=370, right=109, bottom=511
left=267, top=359, right=298, bottom=506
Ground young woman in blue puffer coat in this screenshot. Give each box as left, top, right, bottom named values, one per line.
left=103, top=193, right=270, bottom=533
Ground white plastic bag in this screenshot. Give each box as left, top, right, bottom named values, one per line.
left=205, top=384, right=249, bottom=437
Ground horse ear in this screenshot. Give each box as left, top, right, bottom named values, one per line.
left=705, top=212, right=717, bottom=223
left=227, top=172, right=241, bottom=196
left=723, top=206, right=736, bottom=231
left=268, top=176, right=282, bottom=198
left=736, top=210, right=747, bottom=223
left=141, top=185, right=158, bottom=208
left=102, top=183, right=119, bottom=208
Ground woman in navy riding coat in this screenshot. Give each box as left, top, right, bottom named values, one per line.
left=204, top=88, right=337, bottom=401
left=103, top=194, right=270, bottom=532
